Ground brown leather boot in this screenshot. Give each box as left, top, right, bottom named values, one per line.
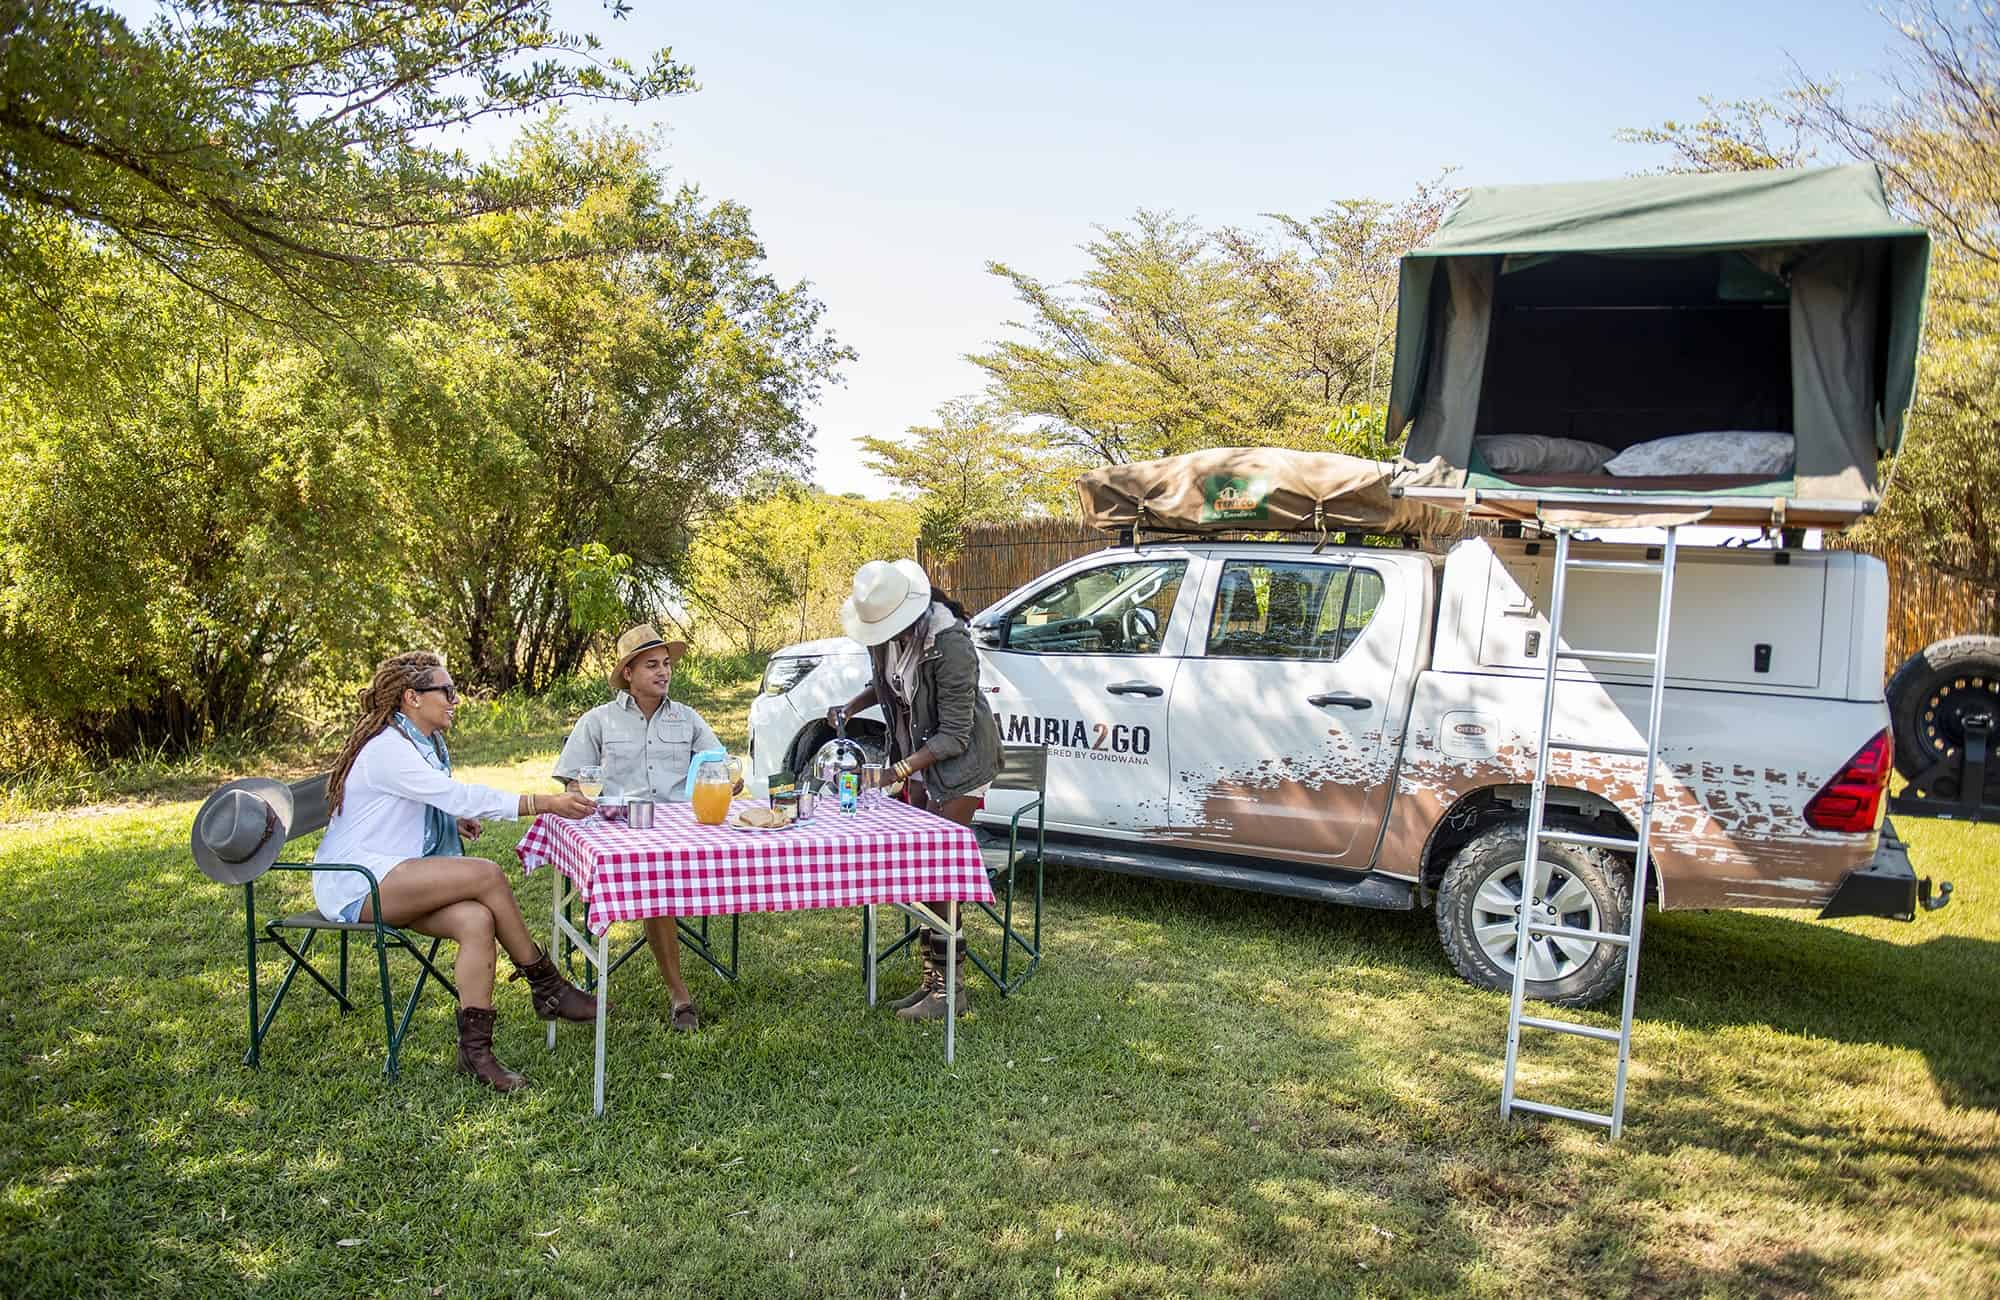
left=887, top=931, right=943, bottom=1011
left=896, top=933, right=968, bottom=1021
left=456, top=1006, right=528, bottom=1092
left=510, top=949, right=602, bottom=1022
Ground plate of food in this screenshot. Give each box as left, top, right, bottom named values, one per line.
left=728, top=804, right=799, bottom=832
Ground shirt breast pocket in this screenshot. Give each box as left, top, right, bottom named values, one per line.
left=600, top=739, right=643, bottom=793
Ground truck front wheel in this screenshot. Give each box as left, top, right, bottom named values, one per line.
left=1435, top=820, right=1633, bottom=1007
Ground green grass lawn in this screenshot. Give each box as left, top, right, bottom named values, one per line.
left=2, top=679, right=1996, bottom=1297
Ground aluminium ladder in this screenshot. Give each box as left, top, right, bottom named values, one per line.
left=1501, top=526, right=1680, bottom=1140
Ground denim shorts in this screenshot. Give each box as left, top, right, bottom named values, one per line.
left=334, top=894, right=366, bottom=924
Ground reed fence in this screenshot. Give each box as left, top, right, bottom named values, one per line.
left=1839, top=539, right=1999, bottom=676
left=923, top=522, right=1997, bottom=680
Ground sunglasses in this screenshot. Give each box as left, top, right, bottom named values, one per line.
left=412, top=682, right=460, bottom=703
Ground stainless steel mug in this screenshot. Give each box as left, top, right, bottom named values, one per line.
left=627, top=798, right=656, bottom=830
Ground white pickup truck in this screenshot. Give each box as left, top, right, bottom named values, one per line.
left=748, top=534, right=1935, bottom=1005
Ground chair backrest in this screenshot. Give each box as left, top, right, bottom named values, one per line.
left=287, top=773, right=332, bottom=843
left=192, top=771, right=333, bottom=887
left=991, top=744, right=1048, bottom=794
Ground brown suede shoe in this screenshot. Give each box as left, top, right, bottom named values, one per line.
left=510, top=950, right=602, bottom=1022
left=887, top=933, right=942, bottom=1011
left=896, top=937, right=968, bottom=1021
left=456, top=1006, right=528, bottom=1092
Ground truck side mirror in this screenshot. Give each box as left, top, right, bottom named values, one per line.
left=972, top=613, right=1006, bottom=649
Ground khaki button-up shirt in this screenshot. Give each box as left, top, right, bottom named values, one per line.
left=553, top=693, right=724, bottom=802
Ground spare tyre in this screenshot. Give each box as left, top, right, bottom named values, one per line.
left=1885, top=635, right=2000, bottom=785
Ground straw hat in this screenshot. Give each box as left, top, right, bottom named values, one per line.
left=190, top=778, right=295, bottom=885
left=840, top=559, right=933, bottom=647
left=609, top=623, right=688, bottom=690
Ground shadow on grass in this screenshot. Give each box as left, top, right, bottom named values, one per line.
left=1, top=814, right=1993, bottom=1297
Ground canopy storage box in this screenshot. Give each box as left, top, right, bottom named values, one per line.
left=1385, top=165, right=1930, bottom=529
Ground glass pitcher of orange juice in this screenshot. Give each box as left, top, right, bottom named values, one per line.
left=688, top=753, right=739, bottom=826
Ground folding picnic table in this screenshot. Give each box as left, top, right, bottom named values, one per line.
left=515, top=797, right=994, bottom=1115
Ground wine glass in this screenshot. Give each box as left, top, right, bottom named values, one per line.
left=574, top=765, right=604, bottom=800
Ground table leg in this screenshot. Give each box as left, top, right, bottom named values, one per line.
left=547, top=866, right=564, bottom=1054
left=945, top=901, right=958, bottom=1065
left=592, top=927, right=609, bottom=1117
left=865, top=904, right=878, bottom=1007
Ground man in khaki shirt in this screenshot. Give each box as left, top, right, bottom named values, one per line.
left=554, top=624, right=733, bottom=1032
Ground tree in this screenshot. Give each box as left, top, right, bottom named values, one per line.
left=0, top=275, right=417, bottom=750
left=0, top=0, right=693, bottom=351
left=1626, top=4, right=2000, bottom=601
left=0, top=121, right=851, bottom=747
left=859, top=398, right=1083, bottom=559
left=972, top=183, right=1456, bottom=467
left=681, top=483, right=917, bottom=655
left=390, top=123, right=853, bottom=692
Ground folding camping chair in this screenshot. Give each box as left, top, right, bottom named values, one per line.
left=196, top=773, right=457, bottom=1079
left=869, top=743, right=1048, bottom=995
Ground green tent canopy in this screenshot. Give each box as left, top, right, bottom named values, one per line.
left=1387, top=165, right=1930, bottom=523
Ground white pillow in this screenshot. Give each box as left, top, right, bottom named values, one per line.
left=1476, top=435, right=1618, bottom=475
left=1603, top=431, right=1795, bottom=478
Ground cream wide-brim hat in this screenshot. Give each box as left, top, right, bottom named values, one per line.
left=609, top=623, right=689, bottom=690
left=839, top=559, right=933, bottom=647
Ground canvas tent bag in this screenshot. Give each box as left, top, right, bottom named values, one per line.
left=1075, top=447, right=1461, bottom=538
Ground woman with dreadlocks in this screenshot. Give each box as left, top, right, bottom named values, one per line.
left=312, top=651, right=600, bottom=1092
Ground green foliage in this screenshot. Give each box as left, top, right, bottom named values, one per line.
left=393, top=122, right=851, bottom=693
left=0, top=0, right=694, bottom=350
left=1628, top=6, right=2000, bottom=599
left=682, top=482, right=917, bottom=654
left=859, top=397, right=1085, bottom=556
left=0, top=117, right=849, bottom=749
left=0, top=274, right=416, bottom=750
left=973, top=181, right=1457, bottom=467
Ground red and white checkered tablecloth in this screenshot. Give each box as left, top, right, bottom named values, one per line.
left=515, top=798, right=994, bottom=935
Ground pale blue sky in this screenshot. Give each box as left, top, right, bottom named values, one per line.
left=530, top=2, right=1906, bottom=495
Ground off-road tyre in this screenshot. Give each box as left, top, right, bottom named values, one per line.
left=1884, top=634, right=2000, bottom=787
left=1435, top=818, right=1633, bottom=1008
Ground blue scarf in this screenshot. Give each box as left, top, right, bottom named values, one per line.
left=392, top=712, right=464, bottom=858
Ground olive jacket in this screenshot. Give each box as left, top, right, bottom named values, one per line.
left=868, top=620, right=1001, bottom=801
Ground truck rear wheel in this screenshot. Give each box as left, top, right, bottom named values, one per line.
left=1435, top=820, right=1632, bottom=1007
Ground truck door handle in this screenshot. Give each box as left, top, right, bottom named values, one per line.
left=1308, top=691, right=1373, bottom=709
left=1106, top=681, right=1164, bottom=698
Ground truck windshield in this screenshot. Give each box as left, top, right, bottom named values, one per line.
left=1005, top=559, right=1187, bottom=655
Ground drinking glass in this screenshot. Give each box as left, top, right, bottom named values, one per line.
left=575, top=765, right=604, bottom=800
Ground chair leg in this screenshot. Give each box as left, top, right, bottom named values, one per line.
left=372, top=922, right=397, bottom=1078
left=386, top=935, right=443, bottom=1077
left=244, top=885, right=261, bottom=1069
left=339, top=930, right=350, bottom=1001
left=1000, top=863, right=1017, bottom=987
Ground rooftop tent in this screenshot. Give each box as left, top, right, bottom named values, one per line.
left=1386, top=165, right=1930, bottom=526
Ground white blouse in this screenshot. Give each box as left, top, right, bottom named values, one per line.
left=311, top=728, right=520, bottom=920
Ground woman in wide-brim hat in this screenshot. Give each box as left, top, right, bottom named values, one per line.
left=313, top=650, right=602, bottom=1091
left=828, top=559, right=1001, bottom=1020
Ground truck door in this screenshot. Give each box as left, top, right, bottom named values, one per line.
left=1167, top=554, right=1404, bottom=867
left=976, top=553, right=1198, bottom=836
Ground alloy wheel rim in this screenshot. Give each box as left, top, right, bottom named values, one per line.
left=1472, top=859, right=1602, bottom=982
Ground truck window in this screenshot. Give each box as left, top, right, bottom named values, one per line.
left=1206, top=560, right=1385, bottom=661
left=1003, top=559, right=1188, bottom=655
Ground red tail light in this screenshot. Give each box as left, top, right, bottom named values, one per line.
left=1804, top=730, right=1892, bottom=833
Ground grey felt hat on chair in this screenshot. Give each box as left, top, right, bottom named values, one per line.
left=191, top=778, right=296, bottom=885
